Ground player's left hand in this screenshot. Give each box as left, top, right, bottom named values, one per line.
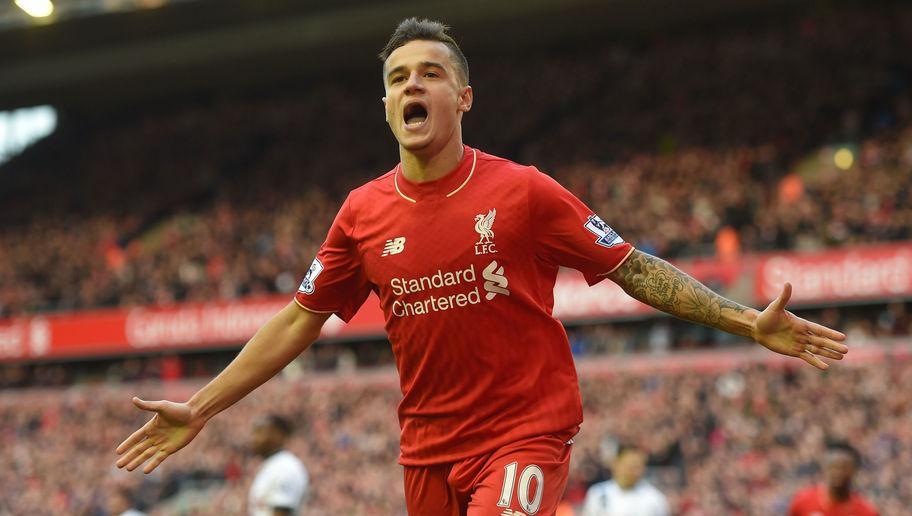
left=753, top=282, right=848, bottom=370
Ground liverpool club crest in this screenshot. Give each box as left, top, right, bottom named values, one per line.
left=474, top=208, right=497, bottom=255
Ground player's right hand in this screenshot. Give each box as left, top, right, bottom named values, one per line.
left=115, top=397, right=205, bottom=474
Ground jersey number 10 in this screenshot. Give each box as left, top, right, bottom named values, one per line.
left=496, top=462, right=544, bottom=515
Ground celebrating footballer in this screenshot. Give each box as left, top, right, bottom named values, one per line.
left=116, top=18, right=849, bottom=515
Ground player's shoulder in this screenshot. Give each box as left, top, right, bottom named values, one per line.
left=351, top=168, right=398, bottom=196
left=584, top=479, right=617, bottom=497
left=639, top=480, right=665, bottom=495
left=790, top=485, right=818, bottom=504
left=851, top=494, right=879, bottom=515
left=472, top=148, right=564, bottom=203
left=640, top=481, right=669, bottom=507
left=277, top=450, right=307, bottom=470
left=344, top=168, right=398, bottom=210
left=264, top=451, right=307, bottom=476
left=474, top=148, right=540, bottom=177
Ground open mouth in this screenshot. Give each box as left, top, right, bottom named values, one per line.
left=403, top=102, right=428, bottom=129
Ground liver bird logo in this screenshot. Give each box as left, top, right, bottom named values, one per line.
left=474, top=208, right=496, bottom=244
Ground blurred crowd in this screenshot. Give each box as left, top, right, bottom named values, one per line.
left=1, top=6, right=912, bottom=316
left=2, top=352, right=909, bottom=515
left=567, top=301, right=912, bottom=357
left=570, top=355, right=912, bottom=515
left=556, top=131, right=912, bottom=259
left=4, top=6, right=912, bottom=516
left=1, top=300, right=909, bottom=390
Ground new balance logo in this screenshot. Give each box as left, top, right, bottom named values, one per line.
left=382, top=237, right=406, bottom=256
left=501, top=510, right=526, bottom=516
left=483, top=260, right=510, bottom=300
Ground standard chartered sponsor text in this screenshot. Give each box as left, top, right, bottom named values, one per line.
left=391, top=264, right=483, bottom=317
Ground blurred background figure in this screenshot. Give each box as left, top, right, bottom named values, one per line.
left=248, top=415, right=309, bottom=516
left=581, top=444, right=670, bottom=516
left=789, top=441, right=878, bottom=516
left=107, top=485, right=147, bottom=516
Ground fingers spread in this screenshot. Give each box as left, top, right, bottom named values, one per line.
left=799, top=351, right=828, bottom=370
left=116, top=438, right=153, bottom=468
left=817, top=349, right=845, bottom=361
left=808, top=334, right=848, bottom=356
left=805, top=320, right=847, bottom=341
left=144, top=449, right=171, bottom=474
left=126, top=445, right=159, bottom=472
left=116, top=418, right=154, bottom=455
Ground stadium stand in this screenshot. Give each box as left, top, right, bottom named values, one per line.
left=3, top=347, right=912, bottom=514
left=1, top=3, right=911, bottom=515
left=0, top=6, right=911, bottom=316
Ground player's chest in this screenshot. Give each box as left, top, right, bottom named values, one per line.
left=357, top=196, right=527, bottom=282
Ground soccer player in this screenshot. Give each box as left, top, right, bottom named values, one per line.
left=107, top=486, right=147, bottom=516
left=248, top=415, right=309, bottom=516
left=789, top=441, right=878, bottom=516
left=581, top=445, right=669, bottom=516
left=115, top=18, right=849, bottom=515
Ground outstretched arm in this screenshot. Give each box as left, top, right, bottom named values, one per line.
left=607, top=249, right=847, bottom=369
left=115, top=302, right=330, bottom=473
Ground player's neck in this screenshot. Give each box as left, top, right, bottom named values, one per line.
left=828, top=485, right=851, bottom=502
left=260, top=446, right=283, bottom=459
left=399, top=137, right=465, bottom=183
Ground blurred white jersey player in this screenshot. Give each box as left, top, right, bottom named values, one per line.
left=582, top=444, right=670, bottom=516
left=248, top=415, right=309, bottom=516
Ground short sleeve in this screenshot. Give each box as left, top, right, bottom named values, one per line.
left=529, top=168, right=634, bottom=285
left=294, top=195, right=372, bottom=322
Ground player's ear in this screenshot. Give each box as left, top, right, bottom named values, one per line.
left=457, top=86, right=473, bottom=113
left=382, top=96, right=389, bottom=122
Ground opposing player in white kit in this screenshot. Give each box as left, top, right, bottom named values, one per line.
left=248, top=415, right=309, bottom=516
left=581, top=445, right=669, bottom=516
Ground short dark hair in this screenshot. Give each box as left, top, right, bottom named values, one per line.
left=826, top=440, right=861, bottom=464
left=616, top=443, right=645, bottom=459
left=113, top=486, right=135, bottom=505
left=378, top=17, right=469, bottom=85
left=265, top=414, right=293, bottom=436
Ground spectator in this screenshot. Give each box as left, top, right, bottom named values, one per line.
left=107, top=486, right=148, bottom=516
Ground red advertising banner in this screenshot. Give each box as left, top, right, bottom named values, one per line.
left=755, top=243, right=912, bottom=304
left=552, top=256, right=744, bottom=320
left=2, top=242, right=909, bottom=363
left=552, top=273, right=651, bottom=319
left=0, top=296, right=386, bottom=362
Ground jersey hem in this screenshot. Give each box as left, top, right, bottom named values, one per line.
left=397, top=424, right=580, bottom=467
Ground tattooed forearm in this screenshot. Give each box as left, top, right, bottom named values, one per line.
left=608, top=250, right=756, bottom=338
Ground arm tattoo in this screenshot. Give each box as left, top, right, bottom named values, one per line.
left=608, top=250, right=754, bottom=337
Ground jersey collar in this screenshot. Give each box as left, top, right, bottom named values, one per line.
left=394, top=146, right=477, bottom=203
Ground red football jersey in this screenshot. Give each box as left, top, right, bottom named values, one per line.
left=294, top=146, right=634, bottom=465
left=789, top=485, right=878, bottom=516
